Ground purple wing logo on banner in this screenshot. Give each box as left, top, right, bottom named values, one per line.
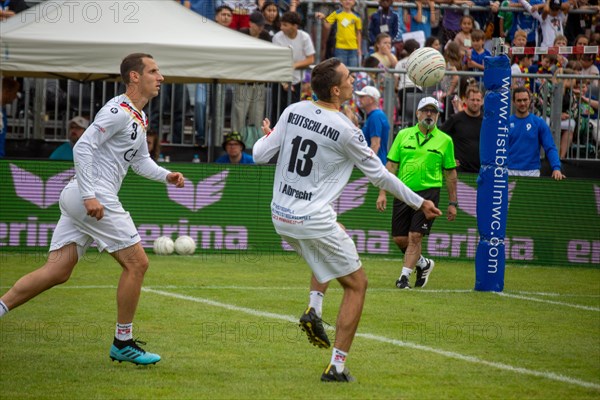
left=167, top=170, right=229, bottom=212
left=10, top=164, right=75, bottom=209
left=332, top=177, right=369, bottom=215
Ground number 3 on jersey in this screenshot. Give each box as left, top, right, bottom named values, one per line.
left=288, top=136, right=318, bottom=177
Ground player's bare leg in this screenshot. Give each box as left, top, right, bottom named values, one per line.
left=109, top=242, right=160, bottom=365
left=0, top=243, right=79, bottom=315
left=111, top=242, right=149, bottom=324
left=321, top=267, right=367, bottom=382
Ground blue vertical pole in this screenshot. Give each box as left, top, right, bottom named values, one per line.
left=475, top=54, right=511, bottom=292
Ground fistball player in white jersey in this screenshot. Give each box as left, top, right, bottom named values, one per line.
left=253, top=58, right=442, bottom=382
left=0, top=53, right=186, bottom=365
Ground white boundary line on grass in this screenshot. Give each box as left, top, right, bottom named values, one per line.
left=142, top=287, right=600, bottom=391
left=495, top=292, right=600, bottom=312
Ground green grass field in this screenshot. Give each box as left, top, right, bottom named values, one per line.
left=0, top=252, right=598, bottom=399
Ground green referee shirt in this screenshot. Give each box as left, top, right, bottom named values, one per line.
left=387, top=124, right=457, bottom=192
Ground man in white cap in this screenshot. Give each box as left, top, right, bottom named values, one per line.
left=49, top=116, right=89, bottom=161
left=354, top=85, right=390, bottom=165
left=376, top=96, right=458, bottom=289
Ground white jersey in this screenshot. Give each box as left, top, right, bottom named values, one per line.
left=73, top=94, right=170, bottom=204
left=253, top=100, right=424, bottom=239
left=272, top=30, right=315, bottom=84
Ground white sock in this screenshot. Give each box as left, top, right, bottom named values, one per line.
left=0, top=300, right=8, bottom=317
left=309, top=291, right=324, bottom=318
left=416, top=255, right=426, bottom=268
left=330, top=347, right=348, bottom=373
left=115, top=323, right=133, bottom=341
left=401, top=266, right=413, bottom=279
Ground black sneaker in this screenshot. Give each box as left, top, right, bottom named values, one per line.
left=395, top=275, right=411, bottom=289
left=321, top=363, right=355, bottom=382
left=299, top=307, right=331, bottom=349
left=415, top=258, right=435, bottom=288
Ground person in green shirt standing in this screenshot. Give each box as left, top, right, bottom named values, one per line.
left=376, top=97, right=458, bottom=289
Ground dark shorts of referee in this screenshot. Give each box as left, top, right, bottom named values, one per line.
left=392, top=188, right=440, bottom=237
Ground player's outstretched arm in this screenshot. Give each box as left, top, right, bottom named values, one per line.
left=167, top=172, right=185, bottom=187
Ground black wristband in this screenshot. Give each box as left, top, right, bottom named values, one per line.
left=449, top=201, right=458, bottom=207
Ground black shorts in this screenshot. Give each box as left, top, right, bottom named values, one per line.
left=391, top=188, right=440, bottom=237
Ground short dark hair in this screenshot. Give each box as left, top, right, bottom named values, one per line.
left=513, top=86, right=530, bottom=101
left=216, top=5, right=233, bottom=14
left=311, top=58, right=342, bottom=103
left=120, top=53, right=153, bottom=84
left=280, top=11, right=301, bottom=26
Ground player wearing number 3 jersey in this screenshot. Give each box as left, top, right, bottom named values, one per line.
left=0, top=53, right=186, bottom=366
left=253, top=58, right=441, bottom=382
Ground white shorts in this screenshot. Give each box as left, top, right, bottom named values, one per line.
left=281, top=226, right=362, bottom=284
left=49, top=181, right=140, bottom=257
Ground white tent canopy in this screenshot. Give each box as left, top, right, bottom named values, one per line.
left=0, top=0, right=294, bottom=83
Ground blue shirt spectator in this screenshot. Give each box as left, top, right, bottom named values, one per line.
left=354, top=86, right=390, bottom=165
left=216, top=131, right=255, bottom=164
left=368, top=0, right=400, bottom=46
left=508, top=88, right=564, bottom=180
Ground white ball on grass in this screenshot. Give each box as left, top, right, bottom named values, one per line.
left=406, top=47, right=446, bottom=88
left=174, top=235, right=196, bottom=255
left=153, top=236, right=175, bottom=255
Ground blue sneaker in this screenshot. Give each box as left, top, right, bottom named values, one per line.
left=110, top=338, right=161, bottom=365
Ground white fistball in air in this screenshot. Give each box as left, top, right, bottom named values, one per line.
left=174, top=235, right=196, bottom=255
left=407, top=47, right=446, bottom=88
left=153, top=236, right=175, bottom=255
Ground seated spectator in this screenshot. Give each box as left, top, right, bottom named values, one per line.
left=215, top=132, right=255, bottom=164
left=146, top=129, right=161, bottom=161
left=371, top=33, right=398, bottom=68
left=49, top=116, right=89, bottom=161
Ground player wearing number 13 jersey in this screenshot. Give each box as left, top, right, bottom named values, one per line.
left=0, top=54, right=186, bottom=366
left=253, top=58, right=441, bottom=382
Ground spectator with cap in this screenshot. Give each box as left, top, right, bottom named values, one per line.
left=49, top=116, right=90, bottom=161
left=377, top=96, right=457, bottom=290
left=215, top=131, right=255, bottom=164
left=354, top=85, right=390, bottom=165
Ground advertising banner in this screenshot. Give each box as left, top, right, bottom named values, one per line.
left=0, top=161, right=598, bottom=267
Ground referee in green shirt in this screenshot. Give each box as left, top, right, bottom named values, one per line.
left=377, top=97, right=458, bottom=289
